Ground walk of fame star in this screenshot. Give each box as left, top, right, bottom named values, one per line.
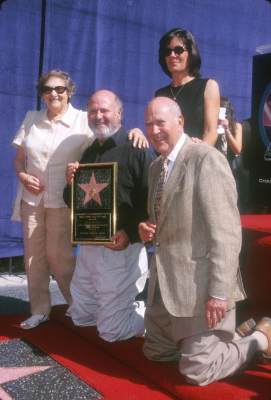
left=0, top=338, right=102, bottom=399
left=0, top=365, right=53, bottom=399
left=78, top=173, right=109, bottom=206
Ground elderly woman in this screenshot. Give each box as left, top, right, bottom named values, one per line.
left=12, top=69, right=145, bottom=329
left=155, top=28, right=220, bottom=145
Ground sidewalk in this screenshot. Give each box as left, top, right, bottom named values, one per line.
left=0, top=273, right=66, bottom=315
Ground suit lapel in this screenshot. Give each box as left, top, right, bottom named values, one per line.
left=158, top=138, right=192, bottom=229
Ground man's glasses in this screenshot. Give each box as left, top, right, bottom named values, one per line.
left=41, top=86, right=67, bottom=95
left=164, top=46, right=187, bottom=57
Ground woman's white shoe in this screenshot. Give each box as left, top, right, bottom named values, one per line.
left=20, top=314, right=49, bottom=330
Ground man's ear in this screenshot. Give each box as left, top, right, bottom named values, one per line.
left=117, top=108, right=122, bottom=122
left=178, top=114, right=184, bottom=128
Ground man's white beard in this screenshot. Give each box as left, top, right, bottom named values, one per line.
left=93, top=125, right=115, bottom=141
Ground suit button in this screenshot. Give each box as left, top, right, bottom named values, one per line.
left=155, top=242, right=160, bottom=247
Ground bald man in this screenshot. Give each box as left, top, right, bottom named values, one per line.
left=139, top=97, right=271, bottom=385
left=64, top=90, right=154, bottom=342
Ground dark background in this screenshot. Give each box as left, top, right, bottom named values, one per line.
left=249, top=54, right=271, bottom=209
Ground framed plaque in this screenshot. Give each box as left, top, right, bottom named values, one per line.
left=71, top=162, right=117, bottom=244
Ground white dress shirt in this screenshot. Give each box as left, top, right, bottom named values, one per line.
left=165, top=133, right=187, bottom=182
left=12, top=104, right=93, bottom=219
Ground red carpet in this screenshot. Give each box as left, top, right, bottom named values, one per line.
left=1, top=308, right=271, bottom=399
left=241, top=214, right=271, bottom=234
left=50, top=305, right=271, bottom=400
left=0, top=314, right=174, bottom=400
left=240, top=214, right=271, bottom=321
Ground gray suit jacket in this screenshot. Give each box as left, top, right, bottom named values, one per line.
left=148, top=136, right=246, bottom=317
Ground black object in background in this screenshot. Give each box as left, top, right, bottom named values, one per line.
left=250, top=53, right=271, bottom=212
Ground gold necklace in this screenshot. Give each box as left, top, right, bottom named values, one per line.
left=169, top=85, right=184, bottom=100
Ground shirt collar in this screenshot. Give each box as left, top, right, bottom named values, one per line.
left=60, top=103, right=77, bottom=127
left=167, top=133, right=187, bottom=163
left=38, top=103, right=76, bottom=127
left=92, top=127, right=128, bottom=150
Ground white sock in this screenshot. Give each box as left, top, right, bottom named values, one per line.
left=251, top=331, right=269, bottom=352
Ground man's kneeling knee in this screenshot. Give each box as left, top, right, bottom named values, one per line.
left=179, top=357, right=214, bottom=386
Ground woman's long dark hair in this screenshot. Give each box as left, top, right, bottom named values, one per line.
left=158, top=28, right=201, bottom=78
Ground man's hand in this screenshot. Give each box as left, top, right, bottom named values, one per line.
left=104, top=230, right=130, bottom=251
left=66, top=161, right=79, bottom=184
left=138, top=220, right=156, bottom=242
left=128, top=128, right=149, bottom=148
left=205, top=297, right=228, bottom=329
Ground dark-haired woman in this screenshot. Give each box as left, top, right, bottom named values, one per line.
left=216, top=97, right=247, bottom=211
left=216, top=97, right=242, bottom=160
left=155, top=28, right=220, bottom=145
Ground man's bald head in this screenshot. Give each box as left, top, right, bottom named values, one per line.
left=145, top=96, right=184, bottom=156
left=87, top=90, right=123, bottom=143
left=146, top=96, right=183, bottom=119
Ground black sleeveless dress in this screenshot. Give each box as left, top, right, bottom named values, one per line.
left=155, top=78, right=208, bottom=139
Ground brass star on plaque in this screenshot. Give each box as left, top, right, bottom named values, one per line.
left=79, top=173, right=109, bottom=206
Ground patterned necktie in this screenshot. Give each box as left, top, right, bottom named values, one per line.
left=154, top=157, right=169, bottom=223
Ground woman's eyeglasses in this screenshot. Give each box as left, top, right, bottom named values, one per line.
left=164, top=46, right=187, bottom=57
left=41, top=86, right=67, bottom=95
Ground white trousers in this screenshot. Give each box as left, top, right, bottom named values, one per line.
left=68, top=243, right=148, bottom=342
